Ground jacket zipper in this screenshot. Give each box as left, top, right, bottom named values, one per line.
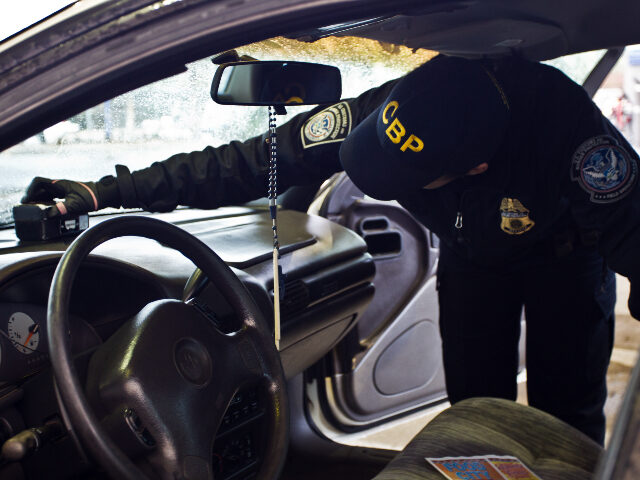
left=455, top=211, right=463, bottom=230
left=454, top=191, right=467, bottom=245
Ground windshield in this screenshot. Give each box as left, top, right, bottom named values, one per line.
left=0, top=37, right=435, bottom=226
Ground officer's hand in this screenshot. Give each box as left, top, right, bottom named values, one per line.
left=21, top=176, right=120, bottom=216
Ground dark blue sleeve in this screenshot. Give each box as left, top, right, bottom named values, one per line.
left=561, top=87, right=640, bottom=315
left=124, top=80, right=397, bottom=212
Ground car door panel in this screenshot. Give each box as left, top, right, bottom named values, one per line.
left=311, top=173, right=446, bottom=424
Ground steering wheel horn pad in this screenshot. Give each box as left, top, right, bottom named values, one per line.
left=174, top=337, right=213, bottom=387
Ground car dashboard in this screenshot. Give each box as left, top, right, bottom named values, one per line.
left=0, top=206, right=375, bottom=479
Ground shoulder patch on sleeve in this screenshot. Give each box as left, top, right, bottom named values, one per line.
left=301, top=101, right=352, bottom=149
left=570, top=135, right=638, bottom=204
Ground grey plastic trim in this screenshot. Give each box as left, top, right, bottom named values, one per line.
left=329, top=274, right=446, bottom=425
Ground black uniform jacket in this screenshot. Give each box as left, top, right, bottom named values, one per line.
left=117, top=58, right=640, bottom=285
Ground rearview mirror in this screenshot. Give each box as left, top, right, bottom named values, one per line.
left=211, top=61, right=342, bottom=106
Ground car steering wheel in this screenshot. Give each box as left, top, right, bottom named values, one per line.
left=47, top=216, right=288, bottom=480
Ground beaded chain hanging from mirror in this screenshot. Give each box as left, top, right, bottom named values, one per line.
left=268, top=105, right=286, bottom=350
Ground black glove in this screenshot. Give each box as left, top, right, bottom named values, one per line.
left=21, top=175, right=121, bottom=216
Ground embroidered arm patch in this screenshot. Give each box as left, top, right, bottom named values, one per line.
left=301, top=101, right=352, bottom=149
left=570, top=135, right=638, bottom=204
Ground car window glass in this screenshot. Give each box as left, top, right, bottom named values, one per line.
left=544, top=47, right=640, bottom=152
left=592, top=45, right=640, bottom=150
left=544, top=49, right=607, bottom=84
left=0, top=37, right=436, bottom=225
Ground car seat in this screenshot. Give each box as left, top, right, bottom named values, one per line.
left=371, top=347, right=640, bottom=479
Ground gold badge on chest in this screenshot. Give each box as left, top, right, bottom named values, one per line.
left=500, top=198, right=535, bottom=235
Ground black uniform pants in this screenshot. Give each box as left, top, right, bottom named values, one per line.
left=437, top=244, right=616, bottom=445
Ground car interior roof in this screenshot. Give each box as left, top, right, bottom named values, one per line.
left=296, top=0, right=640, bottom=61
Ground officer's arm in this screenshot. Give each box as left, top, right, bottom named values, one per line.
left=563, top=96, right=640, bottom=318
left=22, top=79, right=398, bottom=215
left=115, top=79, right=397, bottom=212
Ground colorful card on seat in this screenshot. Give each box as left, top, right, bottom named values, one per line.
left=426, top=455, right=541, bottom=480
left=426, top=456, right=508, bottom=479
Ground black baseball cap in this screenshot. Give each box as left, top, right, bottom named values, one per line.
left=339, top=55, right=510, bottom=200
